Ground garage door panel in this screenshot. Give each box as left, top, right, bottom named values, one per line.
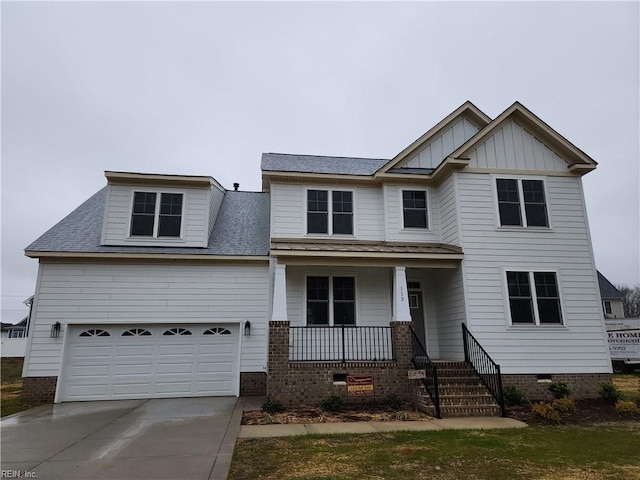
left=60, top=324, right=239, bottom=401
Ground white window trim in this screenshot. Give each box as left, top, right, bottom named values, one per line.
left=491, top=175, right=552, bottom=230
left=127, top=188, right=187, bottom=240
left=502, top=267, right=566, bottom=328
left=304, top=187, right=356, bottom=237
left=400, top=188, right=432, bottom=231
left=603, top=300, right=612, bottom=316
left=303, top=274, right=358, bottom=326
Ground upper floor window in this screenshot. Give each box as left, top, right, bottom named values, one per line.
left=507, top=271, right=562, bottom=325
left=402, top=190, right=428, bottom=229
left=496, top=179, right=548, bottom=227
left=603, top=300, right=612, bottom=316
left=307, top=190, right=353, bottom=235
left=130, top=192, right=183, bottom=238
left=307, top=276, right=355, bottom=326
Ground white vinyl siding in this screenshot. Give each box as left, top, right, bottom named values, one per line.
left=101, top=185, right=213, bottom=247
left=456, top=171, right=610, bottom=373
left=24, top=263, right=269, bottom=378
left=384, top=185, right=441, bottom=242
left=401, top=117, right=480, bottom=169
left=208, top=186, right=226, bottom=240
left=468, top=120, right=568, bottom=172
left=284, top=266, right=391, bottom=327
left=270, top=183, right=385, bottom=241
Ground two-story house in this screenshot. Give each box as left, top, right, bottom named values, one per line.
left=22, top=101, right=612, bottom=416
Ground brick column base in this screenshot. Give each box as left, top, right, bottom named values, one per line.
left=22, top=376, right=57, bottom=405
left=240, top=372, right=267, bottom=396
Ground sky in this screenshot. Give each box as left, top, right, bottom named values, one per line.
left=1, top=1, right=639, bottom=323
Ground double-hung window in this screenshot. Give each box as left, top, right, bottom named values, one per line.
left=402, top=190, right=429, bottom=229
left=496, top=178, right=548, bottom=227
left=603, top=301, right=612, bottom=316
left=506, top=271, right=563, bottom=325
left=307, top=190, right=353, bottom=235
left=130, top=192, right=183, bottom=238
left=306, top=276, right=355, bottom=326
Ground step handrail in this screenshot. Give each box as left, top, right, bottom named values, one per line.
left=410, top=328, right=441, bottom=419
left=461, top=323, right=506, bottom=417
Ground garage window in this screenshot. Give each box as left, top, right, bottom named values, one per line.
left=204, top=327, right=232, bottom=335
left=122, top=328, right=152, bottom=336
left=163, top=327, right=192, bottom=336
left=79, top=329, right=110, bottom=337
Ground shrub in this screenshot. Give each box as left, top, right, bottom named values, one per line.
left=503, top=386, right=528, bottom=406
left=531, top=402, right=561, bottom=423
left=552, top=397, right=577, bottom=414
left=598, top=382, right=622, bottom=404
left=384, top=394, right=404, bottom=411
left=547, top=381, right=571, bottom=399
left=262, top=397, right=284, bottom=414
left=320, top=395, right=344, bottom=413
left=615, top=400, right=639, bottom=416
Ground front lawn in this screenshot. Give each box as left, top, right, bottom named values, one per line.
left=229, top=423, right=640, bottom=480
left=1, top=358, right=30, bottom=417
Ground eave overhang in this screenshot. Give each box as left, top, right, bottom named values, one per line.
left=105, top=171, right=223, bottom=190
left=25, top=250, right=269, bottom=264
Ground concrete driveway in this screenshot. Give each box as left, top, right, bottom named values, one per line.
left=1, top=397, right=243, bottom=480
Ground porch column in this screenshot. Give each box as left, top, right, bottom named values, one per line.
left=393, top=266, right=412, bottom=322
left=271, top=263, right=288, bottom=321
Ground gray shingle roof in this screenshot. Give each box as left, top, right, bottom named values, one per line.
left=598, top=271, right=623, bottom=299
left=26, top=188, right=270, bottom=256
left=261, top=153, right=389, bottom=175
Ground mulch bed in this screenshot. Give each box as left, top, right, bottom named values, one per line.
left=243, top=398, right=639, bottom=426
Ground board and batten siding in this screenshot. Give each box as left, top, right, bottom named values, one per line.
left=24, top=262, right=269, bottom=378
left=101, top=185, right=212, bottom=247
left=468, top=120, right=567, bottom=172
left=401, top=117, right=480, bottom=170
left=456, top=171, right=611, bottom=373
left=284, top=266, right=391, bottom=327
left=270, top=182, right=385, bottom=241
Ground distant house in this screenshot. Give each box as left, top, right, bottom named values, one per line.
left=598, top=271, right=625, bottom=319
left=22, top=101, right=612, bottom=415
left=1, top=318, right=28, bottom=339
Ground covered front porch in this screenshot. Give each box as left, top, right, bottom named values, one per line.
left=269, top=238, right=467, bottom=363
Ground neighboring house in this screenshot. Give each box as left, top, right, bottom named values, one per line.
left=1, top=318, right=28, bottom=339
left=597, top=271, right=625, bottom=319
left=22, top=101, right=612, bottom=415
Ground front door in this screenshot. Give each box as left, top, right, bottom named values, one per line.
left=407, top=281, right=427, bottom=348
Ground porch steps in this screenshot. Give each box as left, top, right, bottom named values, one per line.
left=418, top=361, right=501, bottom=418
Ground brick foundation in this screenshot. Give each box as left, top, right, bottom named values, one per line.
left=22, top=376, right=57, bottom=405
left=502, top=373, right=612, bottom=401
left=267, top=321, right=414, bottom=406
left=240, top=372, right=267, bottom=396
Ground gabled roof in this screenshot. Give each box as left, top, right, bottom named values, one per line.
left=26, top=188, right=270, bottom=258
left=598, top=271, right=624, bottom=299
left=447, top=102, right=597, bottom=173
left=378, top=101, right=491, bottom=174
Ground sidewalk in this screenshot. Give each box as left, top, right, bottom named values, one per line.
left=239, top=399, right=527, bottom=438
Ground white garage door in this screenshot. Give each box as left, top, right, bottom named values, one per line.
left=59, top=324, right=239, bottom=401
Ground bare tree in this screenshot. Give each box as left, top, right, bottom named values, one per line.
left=617, top=285, right=640, bottom=318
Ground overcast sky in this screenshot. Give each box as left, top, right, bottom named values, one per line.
left=1, top=1, right=639, bottom=323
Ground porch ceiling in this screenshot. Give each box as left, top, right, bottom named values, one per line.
left=270, top=238, right=463, bottom=267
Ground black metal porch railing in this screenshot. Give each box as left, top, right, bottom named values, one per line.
left=462, top=323, right=506, bottom=417
left=410, top=328, right=441, bottom=419
left=289, top=326, right=394, bottom=362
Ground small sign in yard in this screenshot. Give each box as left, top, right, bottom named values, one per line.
left=347, top=375, right=374, bottom=396
left=408, top=369, right=426, bottom=379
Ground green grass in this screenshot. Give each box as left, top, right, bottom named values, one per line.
left=613, top=371, right=640, bottom=403
left=1, top=358, right=30, bottom=417
left=229, top=424, right=640, bottom=480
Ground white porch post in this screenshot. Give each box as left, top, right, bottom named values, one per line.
left=271, top=264, right=288, bottom=321
left=393, top=266, right=412, bottom=322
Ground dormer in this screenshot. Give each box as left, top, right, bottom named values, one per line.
left=100, top=171, right=226, bottom=248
